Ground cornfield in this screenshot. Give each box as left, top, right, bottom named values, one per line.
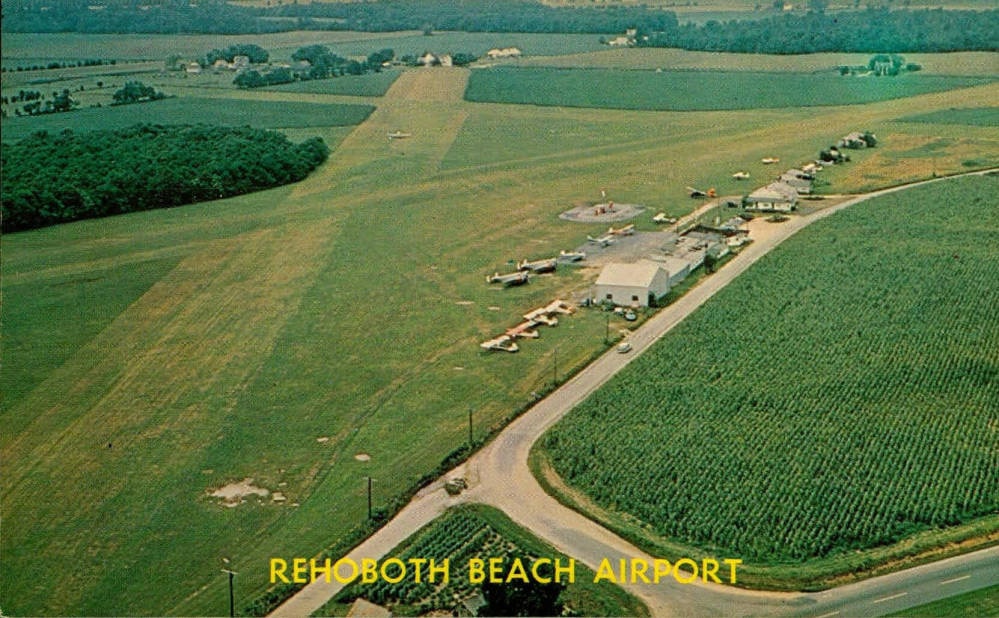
left=542, top=175, right=998, bottom=563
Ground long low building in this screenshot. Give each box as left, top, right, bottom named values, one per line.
left=595, top=261, right=671, bottom=307
left=745, top=182, right=798, bottom=212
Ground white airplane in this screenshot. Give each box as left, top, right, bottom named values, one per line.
left=652, top=213, right=677, bottom=224
left=480, top=335, right=519, bottom=352
left=732, top=171, right=750, bottom=180
left=517, top=257, right=557, bottom=273
left=761, top=157, right=780, bottom=164
left=506, top=321, right=540, bottom=339
left=587, top=234, right=615, bottom=247
left=486, top=271, right=529, bottom=287
left=558, top=250, right=586, bottom=262
left=387, top=131, right=412, bottom=140
left=607, top=224, right=635, bottom=236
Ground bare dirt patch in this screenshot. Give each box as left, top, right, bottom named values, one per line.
left=559, top=202, right=645, bottom=223
left=209, top=478, right=269, bottom=507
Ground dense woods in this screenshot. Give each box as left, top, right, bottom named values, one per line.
left=640, top=7, right=999, bottom=53
left=0, top=125, right=329, bottom=232
left=4, top=1, right=996, bottom=53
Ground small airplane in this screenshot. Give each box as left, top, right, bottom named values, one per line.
left=732, top=171, right=750, bottom=180
left=486, top=271, right=529, bottom=287
left=506, top=321, right=540, bottom=339
left=480, top=335, right=519, bottom=352
left=687, top=186, right=717, bottom=198
left=387, top=131, right=412, bottom=140
left=652, top=212, right=677, bottom=224
left=761, top=157, right=780, bottom=164
left=587, top=234, right=615, bottom=247
left=517, top=257, right=557, bottom=273
left=607, top=224, right=635, bottom=236
left=558, top=250, right=586, bottom=262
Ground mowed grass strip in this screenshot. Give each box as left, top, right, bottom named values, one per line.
left=1, top=216, right=341, bottom=614
left=465, top=67, right=993, bottom=111
left=539, top=175, right=999, bottom=586
left=0, top=96, right=373, bottom=141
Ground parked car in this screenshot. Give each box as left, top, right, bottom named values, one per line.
left=617, top=342, right=632, bottom=354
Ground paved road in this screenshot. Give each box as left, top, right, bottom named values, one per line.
left=273, top=171, right=997, bottom=617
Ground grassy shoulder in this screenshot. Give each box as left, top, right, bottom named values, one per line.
left=315, top=504, right=649, bottom=617
left=887, top=584, right=999, bottom=617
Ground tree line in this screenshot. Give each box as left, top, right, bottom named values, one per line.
left=3, top=0, right=996, bottom=53
left=639, top=7, right=999, bottom=53
left=1, top=124, right=329, bottom=233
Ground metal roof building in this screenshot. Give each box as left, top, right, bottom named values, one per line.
left=595, top=261, right=671, bottom=307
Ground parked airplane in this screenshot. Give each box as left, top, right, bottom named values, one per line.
left=587, top=234, right=615, bottom=247
left=607, top=223, right=635, bottom=236
left=486, top=271, right=529, bottom=286
left=387, top=131, right=412, bottom=139
left=732, top=171, right=750, bottom=180
left=652, top=212, right=677, bottom=224
left=761, top=157, right=780, bottom=164
left=686, top=186, right=716, bottom=198
left=480, top=335, right=519, bottom=352
left=517, top=257, right=558, bottom=273
left=558, top=250, right=586, bottom=262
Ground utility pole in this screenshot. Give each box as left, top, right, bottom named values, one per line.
left=220, top=565, right=236, bottom=618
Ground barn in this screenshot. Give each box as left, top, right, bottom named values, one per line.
left=595, top=261, right=671, bottom=307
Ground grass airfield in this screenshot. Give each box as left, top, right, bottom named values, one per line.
left=2, top=33, right=998, bottom=614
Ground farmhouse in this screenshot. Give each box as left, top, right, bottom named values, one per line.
left=418, top=52, right=453, bottom=67
left=745, top=182, right=798, bottom=212
left=486, top=47, right=522, bottom=59
left=595, top=261, right=671, bottom=307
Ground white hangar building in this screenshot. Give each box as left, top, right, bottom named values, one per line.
left=595, top=261, right=671, bottom=307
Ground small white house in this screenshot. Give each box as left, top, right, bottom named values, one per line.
left=595, top=261, right=671, bottom=307
left=486, top=47, right=522, bottom=59
left=745, top=182, right=798, bottom=212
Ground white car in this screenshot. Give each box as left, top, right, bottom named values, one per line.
left=617, top=342, right=632, bottom=354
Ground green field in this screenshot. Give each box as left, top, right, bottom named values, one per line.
left=518, top=49, right=999, bottom=77
left=887, top=584, right=999, bottom=617
left=264, top=70, right=401, bottom=97
left=0, top=97, right=373, bottom=142
left=3, top=37, right=998, bottom=615
left=321, top=505, right=648, bottom=616
left=465, top=67, right=993, bottom=111
left=538, top=175, right=999, bottom=585
left=899, top=106, right=999, bottom=127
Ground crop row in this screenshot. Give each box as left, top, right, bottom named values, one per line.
left=337, top=509, right=537, bottom=611
left=541, top=176, right=999, bottom=563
